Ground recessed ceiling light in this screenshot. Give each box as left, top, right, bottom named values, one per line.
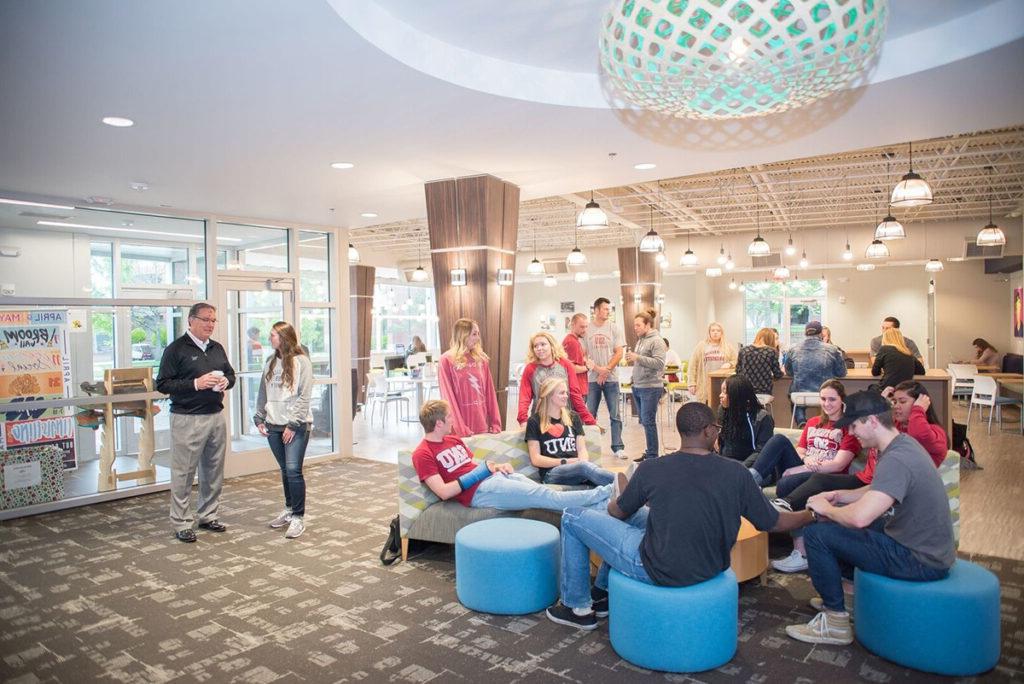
left=130, top=182, right=149, bottom=192
left=634, top=163, right=657, bottom=170
left=360, top=212, right=378, bottom=218
left=330, top=162, right=355, bottom=170
left=102, top=116, right=134, bottom=127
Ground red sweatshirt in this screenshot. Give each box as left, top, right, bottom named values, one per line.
left=562, top=333, right=590, bottom=392
left=517, top=358, right=596, bottom=426
left=857, top=405, right=949, bottom=483
left=438, top=354, right=503, bottom=437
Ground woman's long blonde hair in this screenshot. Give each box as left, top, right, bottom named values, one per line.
left=535, top=377, right=573, bottom=434
left=706, top=322, right=731, bottom=348
left=526, top=331, right=566, bottom=364
left=447, top=318, right=488, bottom=368
left=752, top=327, right=778, bottom=349
left=882, top=327, right=912, bottom=356
left=265, top=321, right=305, bottom=390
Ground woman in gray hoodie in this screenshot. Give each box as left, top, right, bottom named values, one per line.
left=626, top=308, right=667, bottom=461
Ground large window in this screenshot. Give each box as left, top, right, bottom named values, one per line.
left=743, top=279, right=827, bottom=349
left=370, top=283, right=439, bottom=353
left=217, top=223, right=288, bottom=273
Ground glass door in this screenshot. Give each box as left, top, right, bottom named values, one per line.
left=219, top=278, right=293, bottom=476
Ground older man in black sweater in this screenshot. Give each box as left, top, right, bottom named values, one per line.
left=156, top=303, right=236, bottom=543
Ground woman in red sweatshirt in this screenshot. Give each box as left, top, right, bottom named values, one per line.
left=517, top=331, right=596, bottom=427
left=438, top=318, right=503, bottom=437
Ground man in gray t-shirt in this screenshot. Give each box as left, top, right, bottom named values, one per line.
left=583, top=297, right=625, bottom=456
left=869, top=316, right=922, bottom=360
left=785, top=391, right=954, bottom=647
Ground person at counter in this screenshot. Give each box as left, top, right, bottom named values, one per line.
left=955, top=338, right=1001, bottom=367
left=735, top=327, right=783, bottom=395
left=822, top=326, right=854, bottom=370
left=869, top=316, right=922, bottom=362
left=872, top=328, right=925, bottom=392
left=785, top=321, right=847, bottom=426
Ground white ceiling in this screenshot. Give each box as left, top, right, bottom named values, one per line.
left=1, top=0, right=1023, bottom=256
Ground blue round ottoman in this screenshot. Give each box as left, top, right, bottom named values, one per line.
left=855, top=560, right=1001, bottom=676
left=609, top=569, right=737, bottom=673
left=455, top=518, right=560, bottom=615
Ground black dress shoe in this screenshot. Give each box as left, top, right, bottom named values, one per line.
left=198, top=520, right=227, bottom=532
left=175, top=529, right=197, bottom=543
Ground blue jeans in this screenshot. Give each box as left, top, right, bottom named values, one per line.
left=587, top=381, right=623, bottom=452
left=804, top=520, right=950, bottom=612
left=471, top=473, right=612, bottom=511
left=542, top=460, right=615, bottom=486
left=793, top=404, right=808, bottom=425
left=632, top=386, right=664, bottom=460
left=776, top=471, right=813, bottom=500
left=750, top=433, right=803, bottom=485
left=559, top=506, right=652, bottom=609
left=267, top=424, right=310, bottom=517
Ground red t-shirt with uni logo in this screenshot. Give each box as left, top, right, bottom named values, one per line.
left=412, top=435, right=480, bottom=507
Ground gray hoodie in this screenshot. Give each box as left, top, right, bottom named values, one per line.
left=631, top=330, right=667, bottom=388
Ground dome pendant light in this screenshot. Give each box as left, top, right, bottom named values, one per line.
left=925, top=258, right=944, bottom=272
left=566, top=218, right=587, bottom=265
left=747, top=201, right=771, bottom=257
left=784, top=234, right=797, bottom=256
left=891, top=141, right=933, bottom=207
left=526, top=223, right=545, bottom=275
left=875, top=155, right=906, bottom=240
left=577, top=190, right=609, bottom=230
left=865, top=239, right=890, bottom=259
left=411, top=242, right=429, bottom=281
left=716, top=244, right=728, bottom=265
left=976, top=166, right=1006, bottom=247
left=799, top=251, right=809, bottom=269
left=680, top=228, right=698, bottom=266
left=724, top=253, right=735, bottom=270
left=639, top=204, right=664, bottom=253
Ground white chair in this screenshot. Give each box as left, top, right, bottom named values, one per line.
left=756, top=393, right=774, bottom=407
left=508, top=362, right=526, bottom=398
left=948, top=364, right=978, bottom=405
left=618, top=366, right=634, bottom=419
left=966, top=375, right=1023, bottom=435
left=365, top=373, right=410, bottom=427
left=790, top=392, right=821, bottom=427
left=422, top=362, right=440, bottom=399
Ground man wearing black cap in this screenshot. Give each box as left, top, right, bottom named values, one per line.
left=785, top=390, right=955, bottom=646
left=784, top=321, right=847, bottom=426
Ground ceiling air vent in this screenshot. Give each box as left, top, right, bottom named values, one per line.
left=963, top=239, right=1004, bottom=260
left=541, top=259, right=569, bottom=274
left=751, top=252, right=782, bottom=268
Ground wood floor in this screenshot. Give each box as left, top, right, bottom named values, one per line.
left=351, top=393, right=1024, bottom=561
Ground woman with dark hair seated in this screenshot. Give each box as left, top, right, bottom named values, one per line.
left=716, top=375, right=774, bottom=464
left=957, top=338, right=1000, bottom=367
left=769, top=379, right=948, bottom=574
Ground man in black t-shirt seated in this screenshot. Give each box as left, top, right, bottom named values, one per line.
left=546, top=402, right=812, bottom=631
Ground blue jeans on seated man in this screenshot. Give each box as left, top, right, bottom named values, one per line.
left=587, top=381, right=624, bottom=452
left=749, top=433, right=804, bottom=486
left=542, top=460, right=615, bottom=487
left=793, top=405, right=808, bottom=426
left=559, top=506, right=652, bottom=610
left=471, top=472, right=612, bottom=512
left=267, top=424, right=310, bottom=517
left=804, top=519, right=950, bottom=612
left=632, top=386, right=664, bottom=460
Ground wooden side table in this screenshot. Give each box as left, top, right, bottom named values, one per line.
left=731, top=517, right=768, bottom=583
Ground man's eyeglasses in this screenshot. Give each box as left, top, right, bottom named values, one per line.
left=192, top=316, right=217, bottom=324
left=706, top=423, right=722, bottom=432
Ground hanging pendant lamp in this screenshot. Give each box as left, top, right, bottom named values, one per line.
left=577, top=191, right=609, bottom=230
left=639, top=204, right=664, bottom=253
left=865, top=239, right=890, bottom=259
left=976, top=166, right=1006, bottom=247
left=891, top=141, right=933, bottom=207
left=747, top=202, right=771, bottom=257
left=347, top=243, right=360, bottom=265
left=680, top=228, right=698, bottom=266
left=526, top=225, right=545, bottom=275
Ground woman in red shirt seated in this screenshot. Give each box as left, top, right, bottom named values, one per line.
left=518, top=331, right=596, bottom=427
left=526, top=377, right=613, bottom=487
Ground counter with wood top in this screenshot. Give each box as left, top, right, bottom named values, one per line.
left=708, top=367, right=952, bottom=433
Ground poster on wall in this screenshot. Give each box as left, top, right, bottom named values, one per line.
left=1015, top=288, right=1023, bottom=338
left=0, top=310, right=76, bottom=469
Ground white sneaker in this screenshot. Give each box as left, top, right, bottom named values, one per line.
left=771, top=549, right=808, bottom=573
left=613, top=450, right=628, bottom=460
left=785, top=610, right=853, bottom=645
left=284, top=517, right=305, bottom=539
left=268, top=509, right=292, bottom=528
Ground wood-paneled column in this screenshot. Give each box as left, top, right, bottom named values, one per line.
left=618, top=247, right=662, bottom=350
left=349, top=264, right=375, bottom=411
left=425, top=174, right=519, bottom=424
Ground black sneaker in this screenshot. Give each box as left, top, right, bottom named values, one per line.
left=545, top=602, right=597, bottom=630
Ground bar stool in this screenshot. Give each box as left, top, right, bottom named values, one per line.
left=790, top=392, right=820, bottom=427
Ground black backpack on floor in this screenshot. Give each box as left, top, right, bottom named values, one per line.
left=380, top=515, right=402, bottom=566
left=952, top=421, right=980, bottom=470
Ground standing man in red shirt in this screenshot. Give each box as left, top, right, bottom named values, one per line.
left=562, top=313, right=590, bottom=394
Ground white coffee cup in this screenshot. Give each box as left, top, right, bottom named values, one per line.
left=211, top=370, right=225, bottom=391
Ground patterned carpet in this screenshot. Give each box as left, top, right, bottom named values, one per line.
left=1, top=457, right=1021, bottom=683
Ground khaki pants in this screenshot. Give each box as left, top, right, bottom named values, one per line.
left=169, top=412, right=227, bottom=531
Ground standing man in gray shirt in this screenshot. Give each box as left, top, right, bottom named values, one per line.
left=584, top=297, right=626, bottom=459
left=786, top=390, right=955, bottom=646
left=869, top=316, right=923, bottom=362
